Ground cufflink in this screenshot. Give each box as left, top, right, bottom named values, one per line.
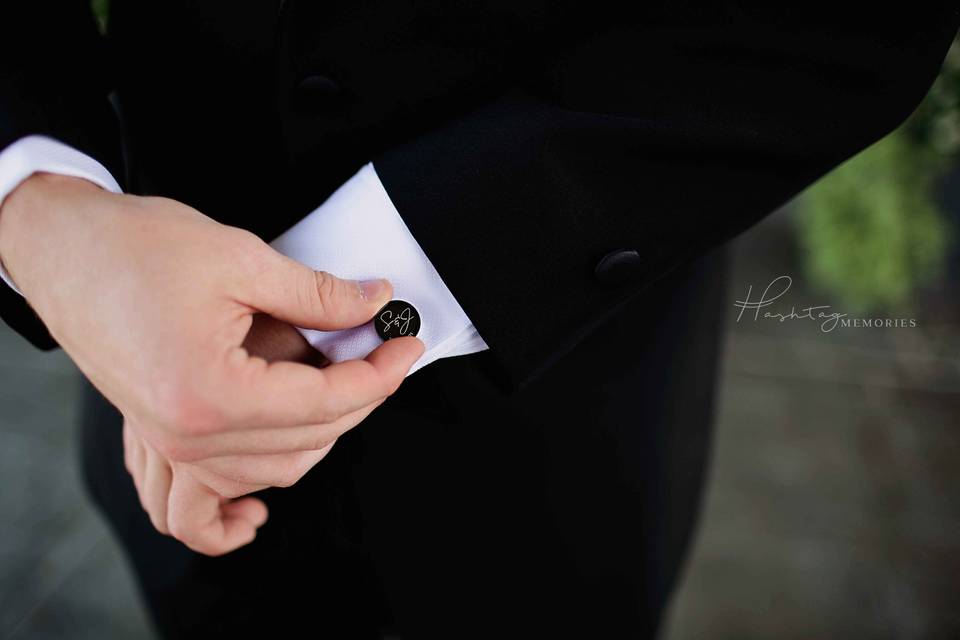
left=375, top=300, right=421, bottom=340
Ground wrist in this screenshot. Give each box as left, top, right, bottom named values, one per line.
left=0, top=172, right=109, bottom=306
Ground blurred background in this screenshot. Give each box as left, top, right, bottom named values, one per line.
left=1, top=14, right=959, bottom=640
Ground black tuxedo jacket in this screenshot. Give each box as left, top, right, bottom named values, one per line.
left=5, top=4, right=959, bottom=635
left=1, top=1, right=957, bottom=388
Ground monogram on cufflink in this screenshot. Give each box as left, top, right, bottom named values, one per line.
left=374, top=300, right=421, bottom=340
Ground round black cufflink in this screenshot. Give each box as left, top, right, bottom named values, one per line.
left=374, top=300, right=421, bottom=340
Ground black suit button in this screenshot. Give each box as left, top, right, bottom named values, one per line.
left=295, top=74, right=343, bottom=112
left=594, top=249, right=642, bottom=287
left=375, top=300, right=421, bottom=340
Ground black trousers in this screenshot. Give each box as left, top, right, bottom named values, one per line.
left=78, top=247, right=729, bottom=639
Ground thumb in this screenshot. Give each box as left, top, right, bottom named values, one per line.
left=244, top=251, right=393, bottom=330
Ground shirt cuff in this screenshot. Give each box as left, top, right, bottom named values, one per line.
left=0, top=135, right=122, bottom=294
left=270, top=163, right=489, bottom=375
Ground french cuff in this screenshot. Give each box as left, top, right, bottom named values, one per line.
left=270, top=162, right=489, bottom=375
left=0, top=135, right=122, bottom=294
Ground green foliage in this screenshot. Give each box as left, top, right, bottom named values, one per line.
left=905, top=41, right=960, bottom=162
left=797, top=132, right=950, bottom=313
left=794, top=39, right=960, bottom=313
left=91, top=0, right=109, bottom=34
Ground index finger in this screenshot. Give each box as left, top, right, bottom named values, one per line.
left=227, top=335, right=424, bottom=429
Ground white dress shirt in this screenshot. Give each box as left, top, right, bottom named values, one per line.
left=0, top=135, right=488, bottom=375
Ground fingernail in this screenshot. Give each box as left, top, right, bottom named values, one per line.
left=358, top=278, right=388, bottom=301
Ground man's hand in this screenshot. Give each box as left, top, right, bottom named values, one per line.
left=124, top=315, right=337, bottom=555
left=0, top=173, right=424, bottom=551
left=123, top=420, right=274, bottom=555
left=180, top=314, right=345, bottom=499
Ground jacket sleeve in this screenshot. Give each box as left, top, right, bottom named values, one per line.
left=372, top=4, right=960, bottom=388
left=0, top=0, right=124, bottom=350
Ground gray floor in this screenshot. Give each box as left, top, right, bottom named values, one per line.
left=1, top=203, right=958, bottom=639
left=0, top=319, right=153, bottom=638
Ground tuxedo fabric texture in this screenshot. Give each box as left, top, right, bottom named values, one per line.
left=2, top=1, right=958, bottom=638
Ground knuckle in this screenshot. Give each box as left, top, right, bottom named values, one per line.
left=219, top=484, right=247, bottom=499
left=291, top=268, right=320, bottom=318
left=385, top=373, right=403, bottom=396
left=295, top=458, right=314, bottom=479
left=154, top=382, right=226, bottom=439
left=364, top=365, right=393, bottom=399
left=232, top=227, right=265, bottom=250
left=167, top=516, right=199, bottom=547
left=312, top=270, right=340, bottom=310
left=187, top=463, right=236, bottom=497
left=151, top=432, right=200, bottom=463
left=275, top=468, right=300, bottom=488
left=149, top=514, right=169, bottom=535
left=287, top=469, right=309, bottom=487
left=166, top=518, right=189, bottom=542
left=314, top=403, right=338, bottom=426
left=312, top=434, right=332, bottom=451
